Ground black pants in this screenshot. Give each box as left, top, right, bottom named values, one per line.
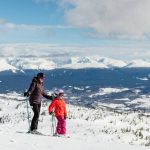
left=30, top=103, right=41, bottom=131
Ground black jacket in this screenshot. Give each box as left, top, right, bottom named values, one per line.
left=27, top=77, right=52, bottom=105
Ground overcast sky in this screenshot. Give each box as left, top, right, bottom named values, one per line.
left=0, top=0, right=150, bottom=60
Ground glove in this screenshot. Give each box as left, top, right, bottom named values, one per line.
left=49, top=112, right=52, bottom=115
left=64, top=115, right=67, bottom=120
left=51, top=93, right=56, bottom=99
left=43, top=94, right=53, bottom=100
left=24, top=92, right=30, bottom=97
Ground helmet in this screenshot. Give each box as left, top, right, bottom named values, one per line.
left=58, top=89, right=64, bottom=95
left=53, top=89, right=64, bottom=97
left=53, top=89, right=59, bottom=97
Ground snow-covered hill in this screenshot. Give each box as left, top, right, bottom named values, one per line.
left=0, top=92, right=150, bottom=150
left=0, top=59, right=17, bottom=72
left=126, top=59, right=150, bottom=68
left=1, top=56, right=150, bottom=72
left=7, top=57, right=56, bottom=70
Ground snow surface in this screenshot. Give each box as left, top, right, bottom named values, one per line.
left=136, top=77, right=149, bottom=81
left=89, top=88, right=129, bottom=97
left=0, top=58, right=17, bottom=72
left=126, top=95, right=150, bottom=109
left=7, top=57, right=56, bottom=70
left=127, top=59, right=150, bottom=68
left=0, top=92, right=150, bottom=150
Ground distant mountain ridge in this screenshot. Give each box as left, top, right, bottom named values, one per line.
left=0, top=56, right=150, bottom=72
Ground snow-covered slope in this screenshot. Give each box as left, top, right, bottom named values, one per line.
left=0, top=56, right=150, bottom=72
left=0, top=58, right=17, bottom=72
left=61, top=57, right=108, bottom=69
left=7, top=57, right=55, bottom=70
left=89, top=88, right=129, bottom=97
left=96, top=57, right=127, bottom=68
left=127, top=59, right=150, bottom=68
left=0, top=92, right=150, bottom=150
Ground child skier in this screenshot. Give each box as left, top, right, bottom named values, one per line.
left=48, top=89, right=67, bottom=136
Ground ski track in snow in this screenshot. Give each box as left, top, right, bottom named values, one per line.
left=0, top=93, right=149, bottom=150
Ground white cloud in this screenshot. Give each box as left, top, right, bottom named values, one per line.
left=0, top=43, right=150, bottom=60
left=0, top=19, right=17, bottom=33
left=0, top=43, right=78, bottom=57
left=0, top=18, right=72, bottom=35
left=61, top=0, right=150, bottom=38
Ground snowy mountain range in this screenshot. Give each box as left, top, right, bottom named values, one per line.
left=0, top=56, right=150, bottom=72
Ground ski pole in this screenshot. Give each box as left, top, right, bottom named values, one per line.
left=51, top=113, right=55, bottom=135
left=25, top=97, right=30, bottom=131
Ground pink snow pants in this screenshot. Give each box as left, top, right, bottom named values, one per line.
left=56, top=116, right=66, bottom=135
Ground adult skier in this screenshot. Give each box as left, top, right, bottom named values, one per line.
left=48, top=89, right=67, bottom=136
left=24, top=72, right=52, bottom=133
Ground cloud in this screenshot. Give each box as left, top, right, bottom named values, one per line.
left=0, top=18, right=72, bottom=35
left=0, top=19, right=17, bottom=34
left=16, top=24, right=72, bottom=31
left=0, top=43, right=150, bottom=60
left=61, top=0, right=150, bottom=38
left=0, top=43, right=79, bottom=57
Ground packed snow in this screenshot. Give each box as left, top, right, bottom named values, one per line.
left=0, top=92, right=150, bottom=150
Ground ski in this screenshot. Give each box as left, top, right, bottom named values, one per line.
left=17, top=131, right=70, bottom=138
left=53, top=134, right=70, bottom=138
left=27, top=130, right=50, bottom=136
left=27, top=132, right=70, bottom=138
